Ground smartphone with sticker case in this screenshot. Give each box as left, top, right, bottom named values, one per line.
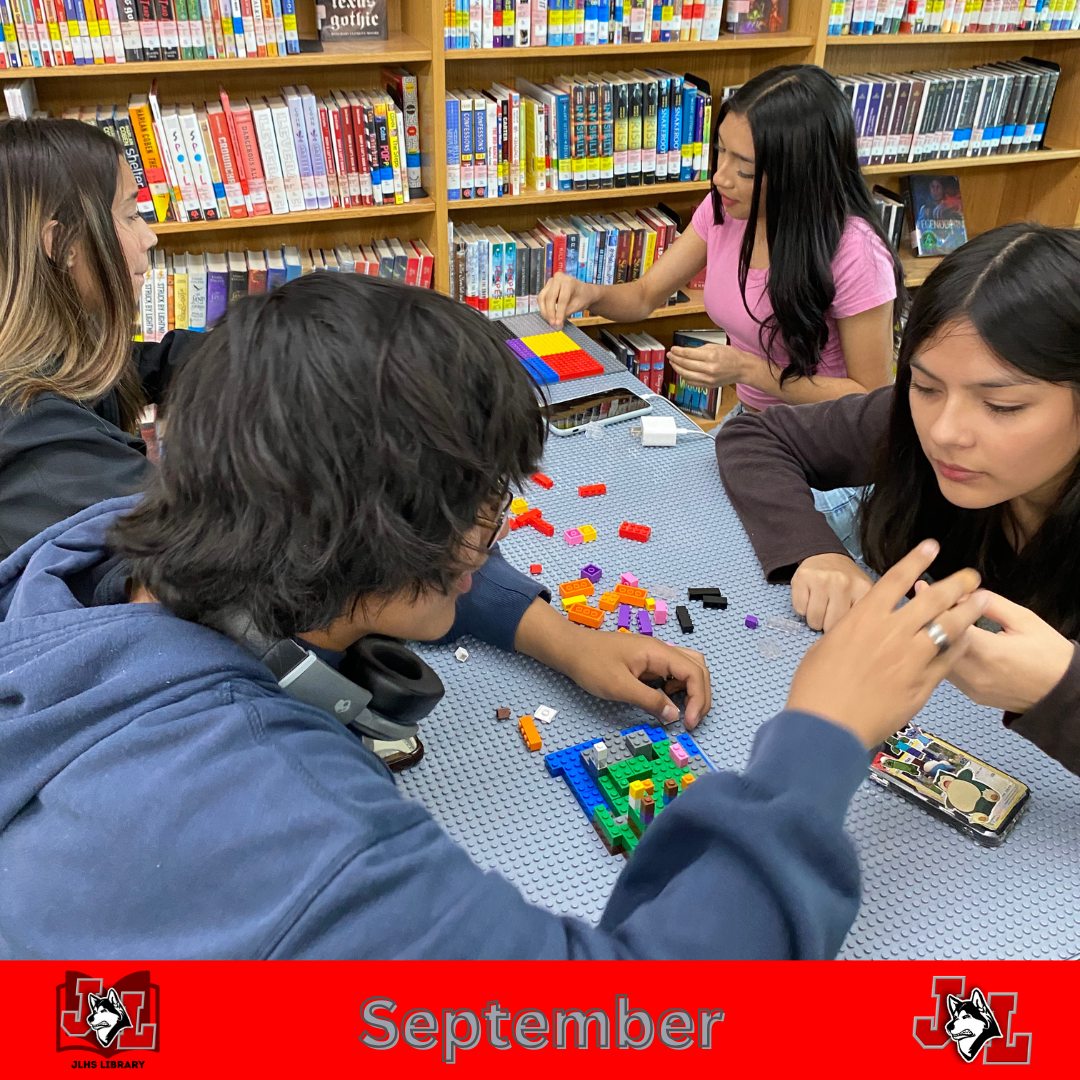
left=869, top=723, right=1030, bottom=847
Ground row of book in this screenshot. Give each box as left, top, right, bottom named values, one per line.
left=599, top=326, right=727, bottom=419
left=0, top=0, right=300, bottom=68
left=841, top=59, right=1060, bottom=166
left=138, top=238, right=435, bottom=339
left=448, top=205, right=684, bottom=316
left=443, top=0, right=729, bottom=48
left=829, top=0, right=1080, bottom=34
left=446, top=71, right=712, bottom=198
left=47, top=71, right=421, bottom=226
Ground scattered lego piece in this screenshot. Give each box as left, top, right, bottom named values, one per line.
left=758, top=638, right=785, bottom=660
left=614, top=583, right=648, bottom=606
left=681, top=774, right=696, bottom=789
left=620, top=572, right=639, bottom=587
left=617, top=627, right=631, bottom=633
left=495, top=707, right=511, bottom=721
left=559, top=578, right=595, bottom=598
left=652, top=585, right=677, bottom=601
left=688, top=587, right=722, bottom=600
left=637, top=609, right=654, bottom=636
left=645, top=597, right=655, bottom=611
left=580, top=563, right=603, bottom=584
left=510, top=497, right=528, bottom=515
left=529, top=563, right=542, bottom=575
left=569, top=603, right=605, bottom=629
left=617, top=604, right=633, bottom=630
left=534, top=705, right=558, bottom=724
left=578, top=483, right=607, bottom=497
left=703, top=594, right=728, bottom=610
left=510, top=508, right=541, bottom=531
left=564, top=527, right=583, bottom=546
left=676, top=605, right=694, bottom=634
left=454, top=647, right=469, bottom=662
left=533, top=518, right=554, bottom=537
left=531, top=472, right=554, bottom=489
left=519, top=715, right=542, bottom=751
left=618, top=521, right=651, bottom=543
left=653, top=599, right=668, bottom=625
left=767, top=615, right=803, bottom=634
left=561, top=594, right=587, bottom=610
left=745, top=615, right=760, bottom=629
left=579, top=524, right=597, bottom=542
left=669, top=743, right=689, bottom=768
left=598, top=591, right=619, bottom=612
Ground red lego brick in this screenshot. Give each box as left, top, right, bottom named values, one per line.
left=532, top=518, right=554, bottom=537
left=543, top=349, right=605, bottom=381
left=510, top=508, right=541, bottom=531
left=577, top=483, right=607, bottom=498
left=531, top=473, right=554, bottom=489
left=529, top=564, right=542, bottom=575
left=618, top=521, right=652, bottom=543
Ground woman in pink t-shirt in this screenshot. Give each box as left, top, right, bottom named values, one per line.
left=538, top=65, right=903, bottom=412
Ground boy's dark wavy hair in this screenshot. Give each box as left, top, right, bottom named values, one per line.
left=709, top=64, right=905, bottom=385
left=861, top=222, right=1080, bottom=639
left=110, top=273, right=546, bottom=638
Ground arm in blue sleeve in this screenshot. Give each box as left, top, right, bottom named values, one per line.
left=275, top=711, right=869, bottom=959
left=437, top=544, right=551, bottom=652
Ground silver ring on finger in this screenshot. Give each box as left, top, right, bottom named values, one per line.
left=925, top=621, right=950, bottom=655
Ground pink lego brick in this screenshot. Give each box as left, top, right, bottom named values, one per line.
left=564, top=528, right=583, bottom=546
left=620, top=572, right=639, bottom=587
left=669, top=743, right=690, bottom=768
left=654, top=599, right=668, bottom=625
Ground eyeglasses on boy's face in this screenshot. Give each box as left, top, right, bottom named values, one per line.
left=480, top=484, right=514, bottom=550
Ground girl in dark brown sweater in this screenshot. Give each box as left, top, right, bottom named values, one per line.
left=716, top=223, right=1080, bottom=777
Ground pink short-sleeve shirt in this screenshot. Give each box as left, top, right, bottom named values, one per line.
left=691, top=196, right=897, bottom=411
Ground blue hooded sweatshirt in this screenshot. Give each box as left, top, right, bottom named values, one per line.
left=0, top=498, right=868, bottom=960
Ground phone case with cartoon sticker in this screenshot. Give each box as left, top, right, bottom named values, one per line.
left=870, top=724, right=1030, bottom=847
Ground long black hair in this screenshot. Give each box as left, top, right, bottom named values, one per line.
left=861, top=223, right=1080, bottom=638
left=709, top=65, right=904, bottom=385
left=110, top=273, right=546, bottom=639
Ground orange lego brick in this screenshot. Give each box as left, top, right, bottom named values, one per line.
left=598, top=591, right=619, bottom=612
left=568, top=604, right=604, bottom=629
left=617, top=627, right=631, bottom=633
left=614, top=583, right=648, bottom=606
left=559, top=578, right=595, bottom=598
left=519, top=715, right=542, bottom=752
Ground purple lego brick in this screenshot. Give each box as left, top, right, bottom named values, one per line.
left=636, top=609, right=653, bottom=636
left=745, top=615, right=759, bottom=629
left=617, top=604, right=632, bottom=630
left=580, top=563, right=603, bottom=584
left=506, top=338, right=538, bottom=359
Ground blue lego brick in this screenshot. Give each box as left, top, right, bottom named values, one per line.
left=517, top=354, right=560, bottom=385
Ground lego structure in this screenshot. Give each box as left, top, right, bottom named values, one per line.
left=506, top=331, right=605, bottom=384
left=546, top=724, right=716, bottom=857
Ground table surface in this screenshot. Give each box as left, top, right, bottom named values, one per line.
left=401, top=314, right=1080, bottom=960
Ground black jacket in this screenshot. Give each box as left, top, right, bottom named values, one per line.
left=0, top=331, right=197, bottom=559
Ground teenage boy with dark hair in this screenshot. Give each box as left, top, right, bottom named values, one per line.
left=0, top=275, right=986, bottom=960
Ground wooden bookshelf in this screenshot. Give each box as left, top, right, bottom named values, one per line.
left=572, top=289, right=709, bottom=327
left=12, top=0, right=1080, bottom=338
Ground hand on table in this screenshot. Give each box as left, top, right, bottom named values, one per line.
left=787, top=540, right=989, bottom=748
left=514, top=595, right=711, bottom=728
left=912, top=584, right=1075, bottom=714
left=537, top=273, right=600, bottom=330
left=791, top=553, right=874, bottom=632
left=667, top=342, right=750, bottom=389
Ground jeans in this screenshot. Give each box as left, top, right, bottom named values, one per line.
left=720, top=401, right=865, bottom=562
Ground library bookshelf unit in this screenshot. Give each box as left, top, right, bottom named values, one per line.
left=11, top=0, right=1080, bottom=424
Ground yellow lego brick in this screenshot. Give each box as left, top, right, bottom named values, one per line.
left=617, top=626, right=630, bottom=633
left=510, top=497, right=528, bottom=515
left=579, top=524, right=597, bottom=542
left=628, top=780, right=647, bottom=801
left=520, top=331, right=578, bottom=357
left=646, top=597, right=655, bottom=611
left=561, top=594, right=587, bottom=610
left=598, top=591, right=619, bottom=611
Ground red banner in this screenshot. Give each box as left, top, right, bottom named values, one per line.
left=3, top=961, right=1072, bottom=1076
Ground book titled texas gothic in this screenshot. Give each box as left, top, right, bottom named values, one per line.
left=318, top=0, right=388, bottom=41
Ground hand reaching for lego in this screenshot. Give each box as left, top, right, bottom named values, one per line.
left=515, top=596, right=712, bottom=728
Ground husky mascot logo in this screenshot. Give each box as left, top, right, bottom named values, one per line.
left=56, top=970, right=160, bottom=1057
left=944, top=989, right=1003, bottom=1062
left=85, top=988, right=133, bottom=1048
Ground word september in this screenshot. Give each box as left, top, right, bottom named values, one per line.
left=361, top=997, right=725, bottom=1061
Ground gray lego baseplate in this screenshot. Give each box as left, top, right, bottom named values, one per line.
left=398, top=314, right=1080, bottom=959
